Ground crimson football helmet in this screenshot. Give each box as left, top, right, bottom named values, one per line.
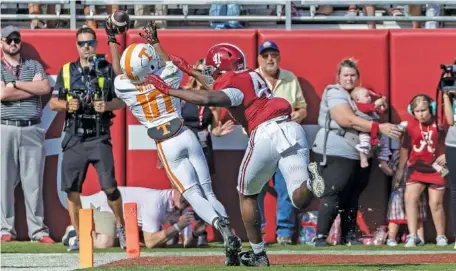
left=203, top=43, right=247, bottom=79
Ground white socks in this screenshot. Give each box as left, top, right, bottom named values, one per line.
left=250, top=241, right=265, bottom=254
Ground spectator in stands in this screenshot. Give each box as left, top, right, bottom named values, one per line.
left=409, top=4, right=441, bottom=29
left=316, top=5, right=376, bottom=29
left=173, top=59, right=235, bottom=247
left=255, top=41, right=307, bottom=245
left=209, top=3, right=242, bottom=29
left=84, top=5, right=120, bottom=30
left=443, top=88, right=456, bottom=249
left=0, top=26, right=54, bottom=244
left=394, top=94, right=448, bottom=247
left=311, top=58, right=402, bottom=246
left=28, top=3, right=59, bottom=29
left=62, top=187, right=195, bottom=248
left=134, top=5, right=168, bottom=29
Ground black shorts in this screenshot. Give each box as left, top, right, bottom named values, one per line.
left=60, top=133, right=117, bottom=193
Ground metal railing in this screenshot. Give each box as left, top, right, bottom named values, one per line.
left=1, top=0, right=456, bottom=30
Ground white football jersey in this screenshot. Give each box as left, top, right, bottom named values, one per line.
left=114, top=61, right=183, bottom=128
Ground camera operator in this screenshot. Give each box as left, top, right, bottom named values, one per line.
left=441, top=64, right=456, bottom=249
left=49, top=26, right=126, bottom=252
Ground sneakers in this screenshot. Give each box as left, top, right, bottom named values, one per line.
left=62, top=226, right=76, bottom=246
left=276, top=236, right=292, bottom=245
left=386, top=239, right=398, bottom=247
left=239, top=250, right=270, bottom=267
left=307, top=162, right=325, bottom=198
left=341, top=235, right=362, bottom=246
left=37, top=236, right=55, bottom=244
left=1, top=234, right=16, bottom=242
left=313, top=234, right=328, bottom=247
left=215, top=217, right=241, bottom=266
left=197, top=235, right=209, bottom=247
left=67, top=236, right=79, bottom=251
left=404, top=234, right=422, bottom=247
left=116, top=225, right=127, bottom=250
left=436, top=235, right=448, bottom=246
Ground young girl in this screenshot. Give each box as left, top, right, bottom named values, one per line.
left=394, top=94, right=448, bottom=247
left=378, top=142, right=427, bottom=246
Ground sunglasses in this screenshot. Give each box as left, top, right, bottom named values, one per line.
left=77, top=40, right=97, bottom=47
left=4, top=37, right=21, bottom=45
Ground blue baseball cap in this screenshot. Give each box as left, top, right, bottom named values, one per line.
left=259, top=41, right=279, bottom=54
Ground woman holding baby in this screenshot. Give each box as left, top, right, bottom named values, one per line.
left=311, top=58, right=402, bottom=246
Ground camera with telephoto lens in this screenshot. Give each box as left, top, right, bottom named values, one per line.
left=439, top=64, right=456, bottom=92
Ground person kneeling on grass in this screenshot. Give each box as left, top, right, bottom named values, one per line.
left=62, top=186, right=200, bottom=248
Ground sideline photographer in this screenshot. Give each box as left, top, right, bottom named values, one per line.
left=49, top=26, right=126, bottom=251
left=441, top=63, right=456, bottom=249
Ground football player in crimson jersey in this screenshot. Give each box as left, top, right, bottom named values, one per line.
left=145, top=43, right=325, bottom=266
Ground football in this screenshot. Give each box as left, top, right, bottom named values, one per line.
left=110, top=10, right=130, bottom=34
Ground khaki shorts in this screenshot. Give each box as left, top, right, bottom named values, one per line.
left=93, top=208, right=116, bottom=238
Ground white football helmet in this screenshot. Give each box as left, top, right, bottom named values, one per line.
left=120, top=43, right=161, bottom=84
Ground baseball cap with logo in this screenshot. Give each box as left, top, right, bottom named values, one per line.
left=1, top=25, right=20, bottom=38
left=259, top=41, right=279, bottom=54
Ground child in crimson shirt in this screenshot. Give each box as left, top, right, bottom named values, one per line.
left=394, top=94, right=448, bottom=247
left=351, top=87, right=388, bottom=168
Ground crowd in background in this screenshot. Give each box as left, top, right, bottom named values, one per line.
left=0, top=3, right=450, bottom=30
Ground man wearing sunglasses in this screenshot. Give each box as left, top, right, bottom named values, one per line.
left=1, top=26, right=54, bottom=243
left=49, top=26, right=126, bottom=251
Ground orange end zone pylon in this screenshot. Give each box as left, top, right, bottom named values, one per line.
left=124, top=202, right=140, bottom=258
left=79, top=208, right=94, bottom=268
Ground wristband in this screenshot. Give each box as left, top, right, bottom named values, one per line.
left=173, top=223, right=181, bottom=232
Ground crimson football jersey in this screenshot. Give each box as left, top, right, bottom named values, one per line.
left=403, top=118, right=445, bottom=185
left=213, top=69, right=291, bottom=134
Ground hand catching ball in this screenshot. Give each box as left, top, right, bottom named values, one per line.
left=107, top=10, right=130, bottom=35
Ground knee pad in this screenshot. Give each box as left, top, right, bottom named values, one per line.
left=105, top=187, right=121, bottom=201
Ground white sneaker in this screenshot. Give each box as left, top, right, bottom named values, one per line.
left=386, top=239, right=397, bottom=247
left=436, top=235, right=448, bottom=246
left=386, top=239, right=398, bottom=247
left=404, top=234, right=420, bottom=247
left=67, top=236, right=79, bottom=252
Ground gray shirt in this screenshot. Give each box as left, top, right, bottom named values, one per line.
left=445, top=126, right=456, bottom=147
left=312, top=85, right=362, bottom=160
left=1, top=58, right=48, bottom=120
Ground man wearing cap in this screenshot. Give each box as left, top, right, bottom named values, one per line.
left=256, top=40, right=308, bottom=245
left=0, top=26, right=54, bottom=243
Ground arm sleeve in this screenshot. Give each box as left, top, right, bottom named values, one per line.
left=34, top=60, right=48, bottom=80
left=221, top=87, right=244, bottom=107
left=162, top=61, right=183, bottom=89
left=293, top=77, right=307, bottom=109
left=141, top=206, right=163, bottom=233
left=356, top=102, right=376, bottom=114
left=326, top=87, right=351, bottom=110
left=51, top=68, right=64, bottom=97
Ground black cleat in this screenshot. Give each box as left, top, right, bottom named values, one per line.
left=239, top=250, right=270, bottom=267
left=215, top=217, right=241, bottom=266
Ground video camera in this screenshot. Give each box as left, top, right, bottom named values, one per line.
left=439, top=64, right=456, bottom=92
left=88, top=54, right=110, bottom=77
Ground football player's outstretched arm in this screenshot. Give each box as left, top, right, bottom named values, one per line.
left=169, top=55, right=213, bottom=91
left=145, top=74, right=239, bottom=107
left=140, top=22, right=170, bottom=62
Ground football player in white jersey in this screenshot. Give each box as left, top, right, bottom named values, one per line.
left=113, top=23, right=241, bottom=266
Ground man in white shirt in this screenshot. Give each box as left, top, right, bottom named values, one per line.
left=63, top=186, right=195, bottom=248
